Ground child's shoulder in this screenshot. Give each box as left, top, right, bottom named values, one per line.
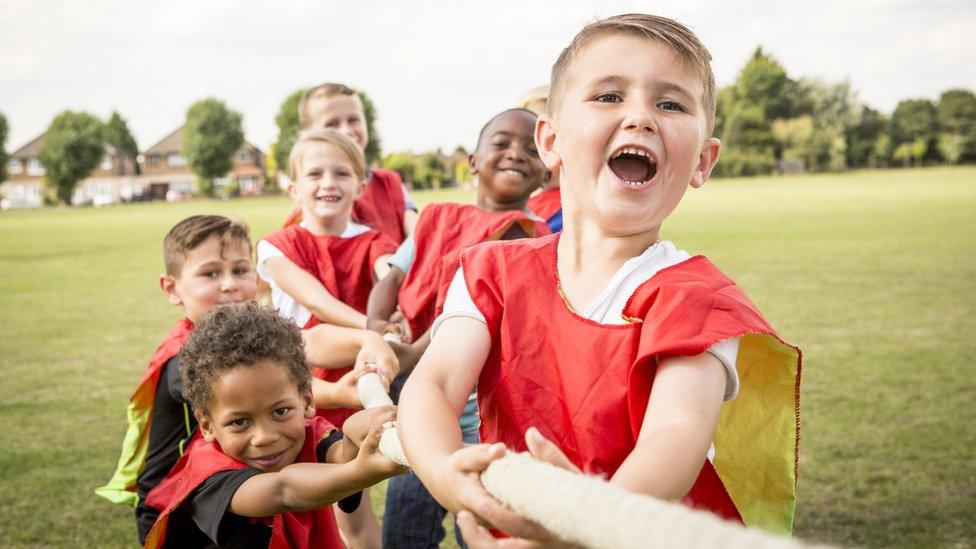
left=461, top=233, right=558, bottom=270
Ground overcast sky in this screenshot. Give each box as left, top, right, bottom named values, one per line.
left=2, top=0, right=974, bottom=155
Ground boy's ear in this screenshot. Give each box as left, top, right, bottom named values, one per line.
left=535, top=114, right=562, bottom=174
left=159, top=274, right=183, bottom=307
left=302, top=389, right=315, bottom=418
left=690, top=137, right=722, bottom=189
left=198, top=413, right=217, bottom=443
left=287, top=181, right=299, bottom=201
left=467, top=153, right=479, bottom=175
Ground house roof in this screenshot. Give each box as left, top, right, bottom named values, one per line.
left=143, top=124, right=263, bottom=156
left=10, top=133, right=46, bottom=158
left=9, top=133, right=127, bottom=159
left=143, top=126, right=184, bottom=155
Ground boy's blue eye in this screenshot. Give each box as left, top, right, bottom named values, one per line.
left=233, top=267, right=251, bottom=276
left=595, top=92, right=622, bottom=103
left=658, top=100, right=685, bottom=112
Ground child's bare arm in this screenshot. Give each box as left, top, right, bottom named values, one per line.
left=303, top=324, right=399, bottom=381
left=610, top=352, right=727, bottom=499
left=228, top=424, right=403, bottom=517
left=366, top=266, right=406, bottom=334
left=403, top=208, right=419, bottom=236
left=398, top=317, right=539, bottom=538
left=374, top=254, right=393, bottom=281
left=264, top=256, right=367, bottom=328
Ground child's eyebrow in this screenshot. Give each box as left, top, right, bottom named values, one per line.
left=655, top=80, right=696, bottom=101
left=590, top=74, right=628, bottom=87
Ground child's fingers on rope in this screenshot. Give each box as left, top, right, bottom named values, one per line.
left=456, top=511, right=544, bottom=549
left=523, top=427, right=580, bottom=474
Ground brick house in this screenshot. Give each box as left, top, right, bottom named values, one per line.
left=2, top=133, right=139, bottom=207
left=140, top=125, right=266, bottom=199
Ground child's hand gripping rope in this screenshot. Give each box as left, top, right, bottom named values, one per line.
left=354, top=371, right=814, bottom=549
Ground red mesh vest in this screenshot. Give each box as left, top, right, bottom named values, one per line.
left=144, top=416, right=343, bottom=549
left=264, top=225, right=396, bottom=427
left=398, top=203, right=550, bottom=337
left=462, top=235, right=800, bottom=523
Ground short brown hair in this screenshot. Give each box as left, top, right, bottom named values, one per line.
left=179, top=303, right=310, bottom=416
left=288, top=129, right=366, bottom=183
left=163, top=215, right=251, bottom=277
left=298, top=82, right=360, bottom=129
left=549, top=14, right=716, bottom=134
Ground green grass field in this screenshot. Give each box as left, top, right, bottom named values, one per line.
left=1, top=167, right=973, bottom=547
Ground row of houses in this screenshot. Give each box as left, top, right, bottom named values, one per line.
left=1, top=126, right=267, bottom=208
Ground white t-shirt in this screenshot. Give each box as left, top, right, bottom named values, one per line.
left=433, top=240, right=740, bottom=401
left=257, top=221, right=371, bottom=327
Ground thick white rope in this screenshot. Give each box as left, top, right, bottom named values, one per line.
left=356, top=371, right=813, bottom=549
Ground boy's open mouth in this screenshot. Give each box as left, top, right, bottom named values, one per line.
left=316, top=195, right=341, bottom=203
left=608, top=148, right=657, bottom=185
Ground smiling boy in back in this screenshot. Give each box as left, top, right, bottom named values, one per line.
left=399, top=13, right=802, bottom=545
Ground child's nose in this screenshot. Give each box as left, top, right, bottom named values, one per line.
left=622, top=107, right=657, bottom=134
left=251, top=423, right=280, bottom=446
left=220, top=272, right=239, bottom=292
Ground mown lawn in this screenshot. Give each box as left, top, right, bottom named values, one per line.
left=0, top=167, right=973, bottom=547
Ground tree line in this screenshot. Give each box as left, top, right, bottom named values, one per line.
left=713, top=47, right=976, bottom=177
left=3, top=49, right=973, bottom=205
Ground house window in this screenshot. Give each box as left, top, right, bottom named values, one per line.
left=147, top=154, right=160, bottom=166
left=6, top=159, right=22, bottom=174
left=167, top=154, right=186, bottom=168
left=236, top=149, right=251, bottom=162
left=100, top=154, right=112, bottom=171
left=27, top=158, right=45, bottom=175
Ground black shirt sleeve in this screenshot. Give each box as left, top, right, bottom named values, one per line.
left=165, top=355, right=185, bottom=402
left=315, top=430, right=362, bottom=514
left=190, top=468, right=267, bottom=547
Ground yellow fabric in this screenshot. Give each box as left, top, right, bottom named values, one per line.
left=94, top=380, right=155, bottom=506
left=712, top=333, right=801, bottom=535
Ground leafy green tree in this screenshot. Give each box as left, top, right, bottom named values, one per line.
left=273, top=88, right=305, bottom=175
left=936, top=89, right=976, bottom=136
left=413, top=152, right=447, bottom=189
left=39, top=111, right=105, bottom=204
left=937, top=89, right=976, bottom=161
left=734, top=47, right=799, bottom=121
left=772, top=116, right=814, bottom=163
left=0, top=111, right=8, bottom=184
left=103, top=110, right=139, bottom=172
left=357, top=91, right=382, bottom=166
left=182, top=98, right=244, bottom=197
left=872, top=133, right=893, bottom=168
left=846, top=106, right=887, bottom=168
left=937, top=133, right=966, bottom=165
left=890, top=99, right=938, bottom=163
left=381, top=152, right=417, bottom=187
left=716, top=105, right=776, bottom=177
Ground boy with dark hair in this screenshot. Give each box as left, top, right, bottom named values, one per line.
left=143, top=303, right=403, bottom=548
left=366, top=107, right=550, bottom=548
left=96, top=215, right=258, bottom=542
left=399, top=13, right=802, bottom=545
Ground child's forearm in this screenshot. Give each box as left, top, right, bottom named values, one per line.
left=611, top=423, right=710, bottom=500
left=229, top=461, right=385, bottom=517
left=366, top=267, right=405, bottom=332
left=302, top=324, right=371, bottom=368
left=265, top=257, right=367, bottom=329
left=611, top=352, right=726, bottom=500
left=398, top=365, right=467, bottom=509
